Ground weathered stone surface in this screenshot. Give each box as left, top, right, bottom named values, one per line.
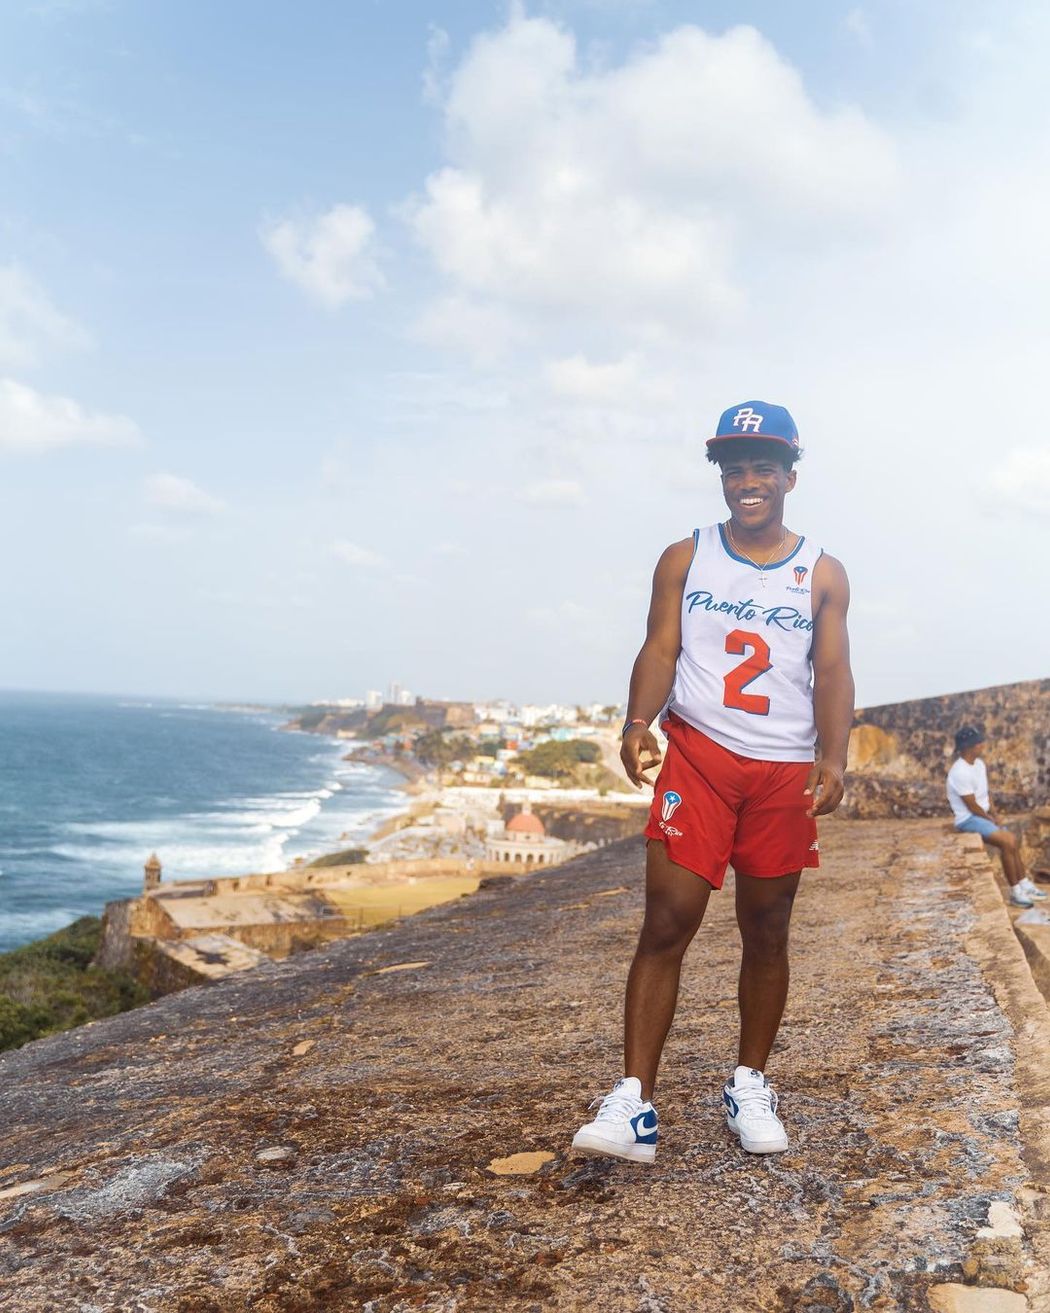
left=255, top=1146, right=297, bottom=1168
left=1022, top=811, right=1050, bottom=880
left=1, top=819, right=1049, bottom=1310
left=844, top=679, right=1049, bottom=820
left=928, top=1285, right=1029, bottom=1312
left=487, top=1152, right=556, bottom=1176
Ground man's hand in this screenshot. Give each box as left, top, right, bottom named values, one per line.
left=621, top=727, right=662, bottom=789
left=803, top=760, right=845, bottom=817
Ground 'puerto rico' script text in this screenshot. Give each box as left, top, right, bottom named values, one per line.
left=685, top=591, right=813, bottom=632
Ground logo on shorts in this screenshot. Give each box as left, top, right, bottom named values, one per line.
left=661, top=790, right=682, bottom=822
left=809, top=840, right=819, bottom=851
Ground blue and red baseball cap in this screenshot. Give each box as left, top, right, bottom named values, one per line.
left=708, top=401, right=799, bottom=451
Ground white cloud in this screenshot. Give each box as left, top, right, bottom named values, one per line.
left=0, top=377, right=140, bottom=451
left=423, top=24, right=451, bottom=105
left=410, top=295, right=520, bottom=363
left=330, top=539, right=387, bottom=568
left=987, top=448, right=1050, bottom=518
left=128, top=522, right=189, bottom=545
left=0, top=265, right=89, bottom=369
left=844, top=7, right=872, bottom=46
left=527, top=599, right=595, bottom=627
left=405, top=16, right=898, bottom=344
left=144, top=472, right=226, bottom=515
left=520, top=478, right=586, bottom=505
left=261, top=204, right=384, bottom=308
left=544, top=352, right=672, bottom=406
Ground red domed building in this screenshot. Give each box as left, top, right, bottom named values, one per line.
left=507, top=809, right=546, bottom=838
left=485, top=802, right=580, bottom=867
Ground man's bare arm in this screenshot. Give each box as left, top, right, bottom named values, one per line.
left=621, top=537, right=693, bottom=788
left=805, top=553, right=854, bottom=817
left=960, top=793, right=997, bottom=823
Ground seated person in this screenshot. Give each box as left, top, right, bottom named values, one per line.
left=947, top=725, right=1044, bottom=908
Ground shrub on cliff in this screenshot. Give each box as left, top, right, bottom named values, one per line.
left=308, top=847, right=368, bottom=867
left=414, top=730, right=476, bottom=767
left=0, top=916, right=149, bottom=1052
left=517, top=739, right=602, bottom=779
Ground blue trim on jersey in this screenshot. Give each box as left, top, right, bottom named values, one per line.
left=690, top=527, right=700, bottom=567
left=717, top=522, right=806, bottom=571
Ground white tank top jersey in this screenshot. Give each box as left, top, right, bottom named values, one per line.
left=668, top=523, right=824, bottom=762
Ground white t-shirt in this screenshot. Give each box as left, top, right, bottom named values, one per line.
left=946, top=757, right=990, bottom=825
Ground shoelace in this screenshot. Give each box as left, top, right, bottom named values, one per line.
left=733, top=1082, right=780, bottom=1122
left=589, top=1086, right=643, bottom=1123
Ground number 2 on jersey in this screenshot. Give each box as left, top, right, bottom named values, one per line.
left=723, top=628, right=772, bottom=715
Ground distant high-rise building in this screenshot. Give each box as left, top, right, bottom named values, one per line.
left=365, top=689, right=383, bottom=710
left=388, top=681, right=402, bottom=705
left=397, top=688, right=414, bottom=705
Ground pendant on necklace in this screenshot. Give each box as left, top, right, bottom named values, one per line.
left=758, top=572, right=768, bottom=586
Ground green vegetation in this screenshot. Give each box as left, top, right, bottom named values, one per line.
left=307, top=847, right=368, bottom=867
left=517, top=738, right=602, bottom=779
left=0, top=917, right=149, bottom=1053
left=360, top=705, right=431, bottom=738
left=293, top=707, right=328, bottom=730
left=414, top=730, right=476, bottom=767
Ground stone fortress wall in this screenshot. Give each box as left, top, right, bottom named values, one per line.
left=844, top=677, right=1049, bottom=820
left=95, top=853, right=526, bottom=996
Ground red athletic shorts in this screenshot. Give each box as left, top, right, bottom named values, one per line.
left=643, top=713, right=819, bottom=888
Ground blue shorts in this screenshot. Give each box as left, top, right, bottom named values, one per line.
left=956, top=815, right=1000, bottom=839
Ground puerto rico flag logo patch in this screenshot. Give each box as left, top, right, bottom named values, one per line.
left=661, top=790, right=683, bottom=822
left=793, top=565, right=808, bottom=586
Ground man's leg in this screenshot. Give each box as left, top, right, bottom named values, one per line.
left=734, top=871, right=801, bottom=1071
left=982, top=829, right=1024, bottom=887
left=624, top=840, right=713, bottom=1100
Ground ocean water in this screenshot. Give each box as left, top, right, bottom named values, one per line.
left=0, top=692, right=407, bottom=953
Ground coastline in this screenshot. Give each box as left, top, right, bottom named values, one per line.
left=342, top=748, right=428, bottom=792
left=0, top=716, right=644, bottom=1052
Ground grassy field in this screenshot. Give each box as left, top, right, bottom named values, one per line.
left=323, top=875, right=480, bottom=929
left=0, top=917, right=149, bottom=1053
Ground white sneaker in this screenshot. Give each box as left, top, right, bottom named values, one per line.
left=571, top=1076, right=658, bottom=1164
left=1010, top=885, right=1034, bottom=908
left=1019, top=878, right=1047, bottom=902
left=723, top=1066, right=789, bottom=1154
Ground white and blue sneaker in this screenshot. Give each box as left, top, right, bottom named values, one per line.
left=571, top=1076, right=658, bottom=1164
left=723, top=1065, right=789, bottom=1154
left=1019, top=878, right=1047, bottom=902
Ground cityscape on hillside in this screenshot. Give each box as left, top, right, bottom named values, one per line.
left=288, top=683, right=627, bottom=791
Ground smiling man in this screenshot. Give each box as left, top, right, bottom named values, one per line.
left=572, top=400, right=854, bottom=1162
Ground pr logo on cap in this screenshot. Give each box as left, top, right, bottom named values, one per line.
left=732, top=407, right=764, bottom=432
left=710, top=400, right=799, bottom=449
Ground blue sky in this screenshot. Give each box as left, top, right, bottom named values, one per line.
left=1, top=1, right=1048, bottom=706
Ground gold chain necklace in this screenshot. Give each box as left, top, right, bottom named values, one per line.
left=726, top=521, right=788, bottom=588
